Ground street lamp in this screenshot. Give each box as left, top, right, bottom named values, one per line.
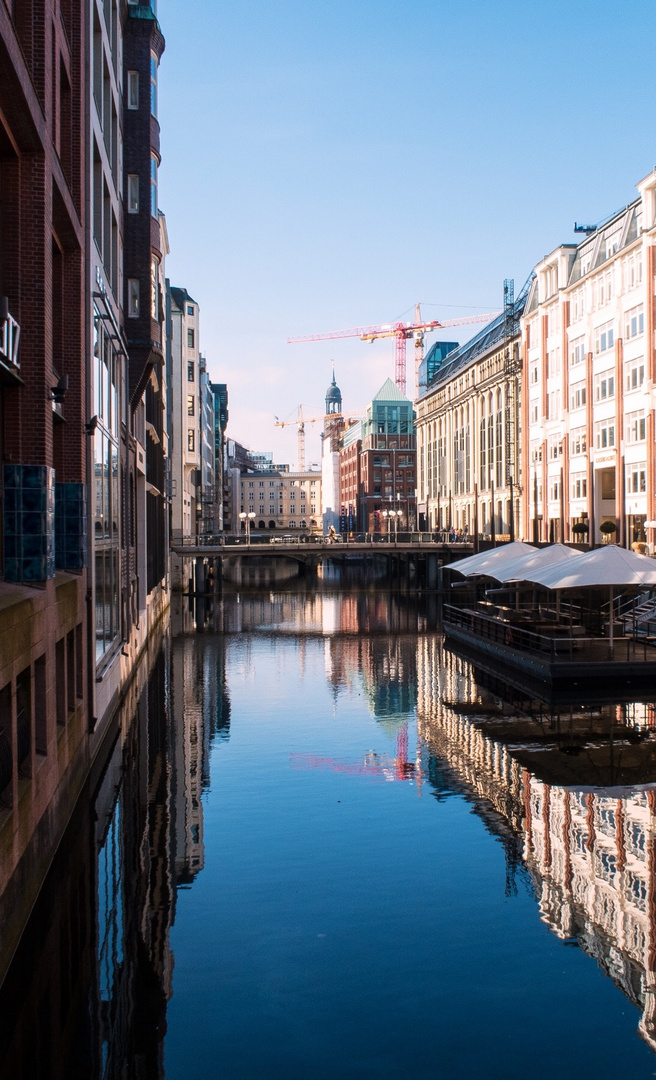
left=239, top=511, right=256, bottom=546
left=382, top=508, right=390, bottom=541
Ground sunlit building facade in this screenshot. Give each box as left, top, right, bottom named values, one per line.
left=239, top=469, right=321, bottom=533
left=415, top=284, right=525, bottom=538
left=522, top=170, right=656, bottom=547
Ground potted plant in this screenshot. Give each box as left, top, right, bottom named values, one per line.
left=599, top=520, right=617, bottom=543
left=571, top=522, right=589, bottom=537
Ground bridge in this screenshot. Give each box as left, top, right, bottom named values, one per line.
left=170, top=535, right=477, bottom=592
left=170, top=535, right=475, bottom=559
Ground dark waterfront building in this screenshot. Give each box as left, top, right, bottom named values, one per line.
left=122, top=1, right=169, bottom=603
left=211, top=380, right=228, bottom=532
left=0, top=0, right=91, bottom=971
left=0, top=0, right=172, bottom=988
left=0, top=639, right=176, bottom=1079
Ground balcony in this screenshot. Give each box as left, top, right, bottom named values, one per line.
left=0, top=303, right=21, bottom=384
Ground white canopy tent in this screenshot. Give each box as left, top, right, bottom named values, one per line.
left=490, top=543, right=580, bottom=584
left=444, top=541, right=535, bottom=579
left=518, top=545, right=656, bottom=654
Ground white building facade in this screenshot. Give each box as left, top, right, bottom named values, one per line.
left=523, top=170, right=656, bottom=547
left=239, top=470, right=322, bottom=534
left=415, top=284, right=525, bottom=540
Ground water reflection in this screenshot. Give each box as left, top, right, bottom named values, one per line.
left=418, top=639, right=656, bottom=1051
left=3, top=590, right=656, bottom=1075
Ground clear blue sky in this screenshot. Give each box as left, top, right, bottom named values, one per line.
left=158, top=0, right=656, bottom=467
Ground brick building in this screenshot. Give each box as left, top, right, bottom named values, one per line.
left=0, top=0, right=171, bottom=978
left=339, top=378, right=417, bottom=535
left=0, top=0, right=91, bottom=970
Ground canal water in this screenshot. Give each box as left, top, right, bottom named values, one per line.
left=2, top=587, right=656, bottom=1078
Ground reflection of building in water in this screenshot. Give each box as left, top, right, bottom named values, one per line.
left=417, top=638, right=656, bottom=1049
left=0, top=640, right=175, bottom=1078
left=171, top=637, right=230, bottom=885
left=183, top=589, right=431, bottom=641
left=526, top=780, right=656, bottom=1050
left=95, top=646, right=175, bottom=1077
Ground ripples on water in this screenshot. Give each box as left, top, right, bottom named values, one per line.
left=2, top=588, right=656, bottom=1078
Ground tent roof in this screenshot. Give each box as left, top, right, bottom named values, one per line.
left=524, top=544, right=656, bottom=590
left=492, top=543, right=581, bottom=583
left=444, top=541, right=535, bottom=578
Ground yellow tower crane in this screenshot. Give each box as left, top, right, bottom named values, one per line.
left=274, top=405, right=361, bottom=470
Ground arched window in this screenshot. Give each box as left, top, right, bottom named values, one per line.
left=268, top=520, right=276, bottom=529
left=258, top=520, right=265, bottom=529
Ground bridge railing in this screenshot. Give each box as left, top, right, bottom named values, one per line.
left=171, top=531, right=475, bottom=550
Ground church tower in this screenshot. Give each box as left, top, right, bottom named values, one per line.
left=325, top=368, right=342, bottom=418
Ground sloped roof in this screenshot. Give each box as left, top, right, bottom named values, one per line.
left=373, top=377, right=411, bottom=403
left=418, top=273, right=533, bottom=399
left=169, top=286, right=198, bottom=311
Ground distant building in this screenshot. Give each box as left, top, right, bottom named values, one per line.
left=321, top=370, right=346, bottom=534
left=339, top=421, right=363, bottom=533
left=211, top=382, right=229, bottom=531
left=167, top=285, right=202, bottom=588
left=341, top=378, right=417, bottom=534
left=415, top=284, right=526, bottom=537
left=239, top=468, right=321, bottom=534
left=198, top=357, right=216, bottom=535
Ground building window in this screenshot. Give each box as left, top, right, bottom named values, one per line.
left=150, top=154, right=158, bottom=218
left=627, top=468, right=647, bottom=494
left=570, top=429, right=586, bottom=456
left=571, top=474, right=587, bottom=499
left=625, top=361, right=645, bottom=392
left=548, top=349, right=561, bottom=377
left=570, top=383, right=586, bottom=410
left=127, top=70, right=139, bottom=109
left=93, top=311, right=121, bottom=662
left=150, top=51, right=158, bottom=117
left=595, top=420, right=615, bottom=449
left=187, top=394, right=195, bottom=416
left=546, top=390, right=561, bottom=419
left=187, top=362, right=195, bottom=381
left=625, top=305, right=644, bottom=340
left=594, top=321, right=614, bottom=355
left=626, top=412, right=646, bottom=444
left=187, top=429, right=195, bottom=452
left=128, top=278, right=139, bottom=317
left=151, top=258, right=158, bottom=320
left=548, top=438, right=562, bottom=461
left=187, top=328, right=195, bottom=349
left=127, top=173, right=139, bottom=213
left=594, top=373, right=615, bottom=401
left=187, top=304, right=194, bottom=316
left=569, top=337, right=586, bottom=367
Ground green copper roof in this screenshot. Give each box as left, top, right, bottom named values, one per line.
left=372, top=378, right=410, bottom=403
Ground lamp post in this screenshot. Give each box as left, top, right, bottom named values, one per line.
left=239, top=511, right=256, bottom=546
left=394, top=511, right=403, bottom=543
